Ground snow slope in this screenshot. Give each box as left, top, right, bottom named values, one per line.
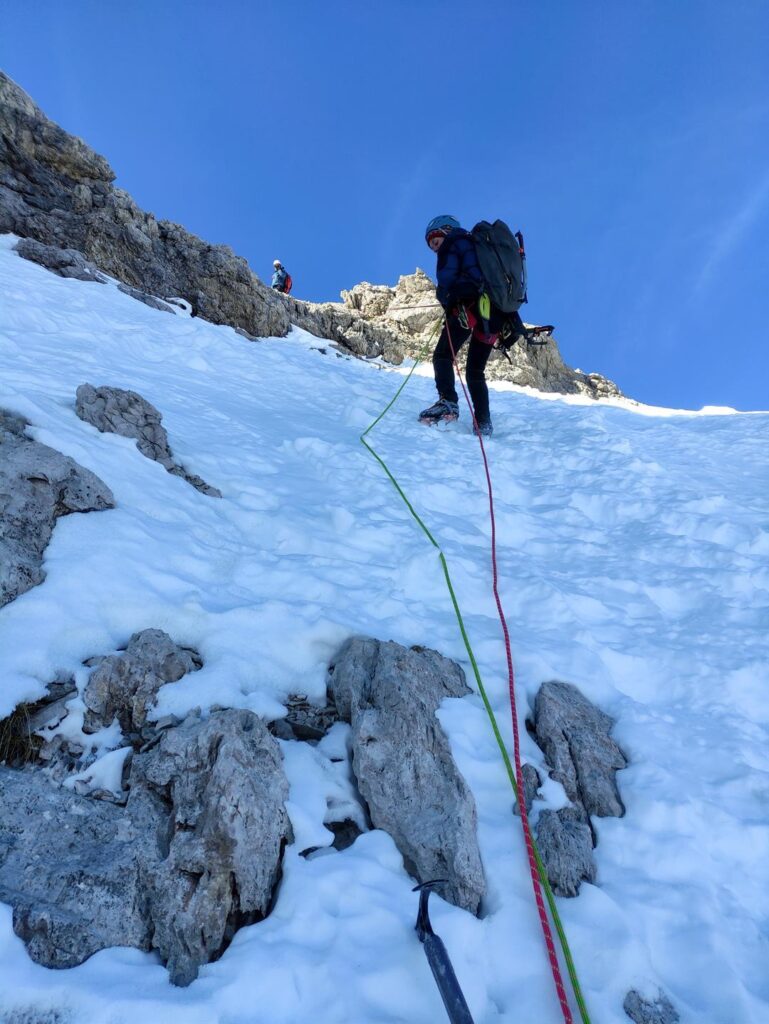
left=0, top=233, right=768, bottom=1023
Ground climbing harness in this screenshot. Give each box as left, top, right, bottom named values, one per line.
left=383, top=303, right=554, bottom=349
left=360, top=319, right=591, bottom=1024
left=414, top=881, right=475, bottom=1024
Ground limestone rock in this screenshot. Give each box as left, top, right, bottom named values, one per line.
left=82, top=629, right=201, bottom=737
left=0, top=709, right=290, bottom=987
left=534, top=680, right=627, bottom=818
left=340, top=270, right=622, bottom=399
left=328, top=637, right=486, bottom=915
left=0, top=409, right=114, bottom=612
left=75, top=383, right=221, bottom=497
left=624, top=990, right=680, bottom=1024
left=535, top=807, right=596, bottom=896
left=530, top=680, right=628, bottom=897
left=128, top=709, right=291, bottom=985
left=14, top=238, right=106, bottom=282
left=0, top=72, right=288, bottom=340
left=0, top=764, right=154, bottom=969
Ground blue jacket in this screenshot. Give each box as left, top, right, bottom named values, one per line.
left=435, top=228, right=484, bottom=310
left=272, top=266, right=288, bottom=291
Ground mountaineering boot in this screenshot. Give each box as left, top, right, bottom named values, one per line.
left=473, top=418, right=493, bottom=438
left=418, top=398, right=459, bottom=425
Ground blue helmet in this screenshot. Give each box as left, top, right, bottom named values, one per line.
left=425, top=215, right=460, bottom=241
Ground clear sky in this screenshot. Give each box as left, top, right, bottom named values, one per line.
left=1, top=0, right=768, bottom=410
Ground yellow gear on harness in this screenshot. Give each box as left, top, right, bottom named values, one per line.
left=478, top=291, right=491, bottom=320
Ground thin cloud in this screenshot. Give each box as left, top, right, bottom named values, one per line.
left=692, top=169, right=769, bottom=298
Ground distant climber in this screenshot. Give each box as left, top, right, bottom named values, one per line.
left=271, top=260, right=292, bottom=294
left=418, top=216, right=503, bottom=437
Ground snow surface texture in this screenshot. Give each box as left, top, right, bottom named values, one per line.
left=0, top=233, right=768, bottom=1022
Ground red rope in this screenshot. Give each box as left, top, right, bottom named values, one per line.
left=445, top=320, right=575, bottom=1023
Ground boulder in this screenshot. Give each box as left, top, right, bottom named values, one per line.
left=0, top=409, right=114, bottom=612
left=0, top=1009, right=73, bottom=1024
left=75, top=383, right=221, bottom=497
left=328, top=637, right=486, bottom=915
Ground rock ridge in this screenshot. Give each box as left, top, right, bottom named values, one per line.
left=2, top=70, right=621, bottom=399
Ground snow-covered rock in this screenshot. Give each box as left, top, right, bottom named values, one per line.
left=75, top=383, right=221, bottom=497
left=82, top=628, right=201, bottom=737
left=624, top=989, right=680, bottom=1024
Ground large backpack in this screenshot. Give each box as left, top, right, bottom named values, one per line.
left=283, top=273, right=293, bottom=294
left=471, top=219, right=527, bottom=314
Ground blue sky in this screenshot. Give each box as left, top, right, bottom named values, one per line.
left=2, top=0, right=768, bottom=410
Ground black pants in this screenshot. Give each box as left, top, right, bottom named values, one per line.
left=433, top=312, right=494, bottom=423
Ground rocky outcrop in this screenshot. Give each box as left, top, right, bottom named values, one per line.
left=0, top=71, right=288, bottom=339
left=0, top=708, right=290, bottom=986
left=0, top=409, right=114, bottom=610
left=531, top=680, right=627, bottom=896
left=624, top=990, right=680, bottom=1024
left=82, top=628, right=201, bottom=738
left=2, top=70, right=621, bottom=398
left=339, top=274, right=623, bottom=399
left=328, top=637, right=486, bottom=915
left=75, top=383, right=221, bottom=497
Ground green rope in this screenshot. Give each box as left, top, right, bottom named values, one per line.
left=359, top=329, right=592, bottom=1024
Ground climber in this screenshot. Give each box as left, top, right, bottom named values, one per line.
left=418, top=216, right=503, bottom=437
left=271, top=260, right=292, bottom=294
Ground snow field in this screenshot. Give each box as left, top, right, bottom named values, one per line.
left=0, top=234, right=768, bottom=1022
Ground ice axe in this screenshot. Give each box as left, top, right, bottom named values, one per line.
left=414, top=881, right=475, bottom=1024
